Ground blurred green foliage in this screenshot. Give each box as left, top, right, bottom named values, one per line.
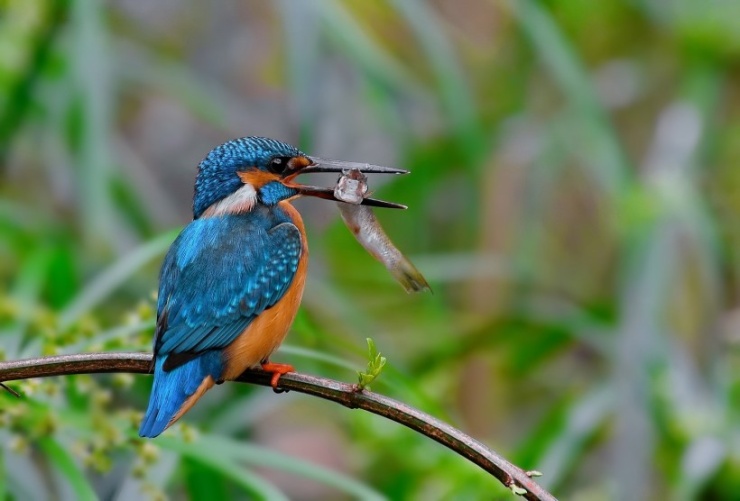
left=1, top=0, right=739, bottom=499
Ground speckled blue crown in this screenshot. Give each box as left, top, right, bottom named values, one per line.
left=192, top=137, right=303, bottom=218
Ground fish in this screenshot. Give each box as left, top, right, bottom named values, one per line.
left=334, top=168, right=430, bottom=293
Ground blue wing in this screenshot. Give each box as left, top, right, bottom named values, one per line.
left=140, top=212, right=302, bottom=437
left=154, top=214, right=302, bottom=362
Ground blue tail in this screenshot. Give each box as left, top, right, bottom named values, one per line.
left=139, top=352, right=223, bottom=438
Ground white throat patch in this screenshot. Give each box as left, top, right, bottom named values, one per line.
left=203, top=183, right=257, bottom=217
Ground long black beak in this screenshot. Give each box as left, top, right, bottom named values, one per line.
left=294, top=185, right=407, bottom=209
left=287, top=157, right=408, bottom=209
left=301, top=157, right=409, bottom=176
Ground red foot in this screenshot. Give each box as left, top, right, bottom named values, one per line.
left=260, top=361, right=295, bottom=391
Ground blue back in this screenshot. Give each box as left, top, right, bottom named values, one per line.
left=156, top=206, right=301, bottom=354
left=139, top=205, right=302, bottom=437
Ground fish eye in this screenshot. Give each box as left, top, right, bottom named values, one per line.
left=269, top=156, right=291, bottom=174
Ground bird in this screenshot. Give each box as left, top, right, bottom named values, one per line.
left=139, top=136, right=406, bottom=438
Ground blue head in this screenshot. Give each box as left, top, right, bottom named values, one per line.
left=192, top=136, right=409, bottom=219
left=193, top=137, right=312, bottom=218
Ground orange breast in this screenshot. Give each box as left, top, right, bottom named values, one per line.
left=221, top=202, right=308, bottom=380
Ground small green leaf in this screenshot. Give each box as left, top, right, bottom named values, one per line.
left=510, top=484, right=527, bottom=496
left=356, top=338, right=387, bottom=391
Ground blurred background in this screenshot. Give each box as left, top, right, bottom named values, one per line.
left=1, top=1, right=739, bottom=499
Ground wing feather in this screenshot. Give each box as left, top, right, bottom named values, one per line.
left=154, top=216, right=302, bottom=362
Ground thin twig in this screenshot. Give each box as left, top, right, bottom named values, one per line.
left=0, top=352, right=557, bottom=501
left=0, top=382, right=20, bottom=397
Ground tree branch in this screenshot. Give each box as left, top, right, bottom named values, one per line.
left=0, top=352, right=556, bottom=501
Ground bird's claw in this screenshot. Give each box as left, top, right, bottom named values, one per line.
left=260, top=361, right=294, bottom=393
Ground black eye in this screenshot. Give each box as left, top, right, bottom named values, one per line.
left=269, top=156, right=290, bottom=174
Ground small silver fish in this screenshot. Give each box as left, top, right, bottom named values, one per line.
left=335, top=169, right=430, bottom=293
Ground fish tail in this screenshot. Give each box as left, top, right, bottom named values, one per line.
left=139, top=352, right=222, bottom=438
left=388, top=256, right=431, bottom=293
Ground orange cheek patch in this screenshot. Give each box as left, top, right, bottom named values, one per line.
left=284, top=156, right=312, bottom=181
left=287, top=156, right=311, bottom=170
left=238, top=170, right=280, bottom=188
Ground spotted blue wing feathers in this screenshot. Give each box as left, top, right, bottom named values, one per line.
left=139, top=211, right=301, bottom=438
left=156, top=216, right=301, bottom=355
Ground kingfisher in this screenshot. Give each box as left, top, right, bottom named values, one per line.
left=139, top=136, right=405, bottom=438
